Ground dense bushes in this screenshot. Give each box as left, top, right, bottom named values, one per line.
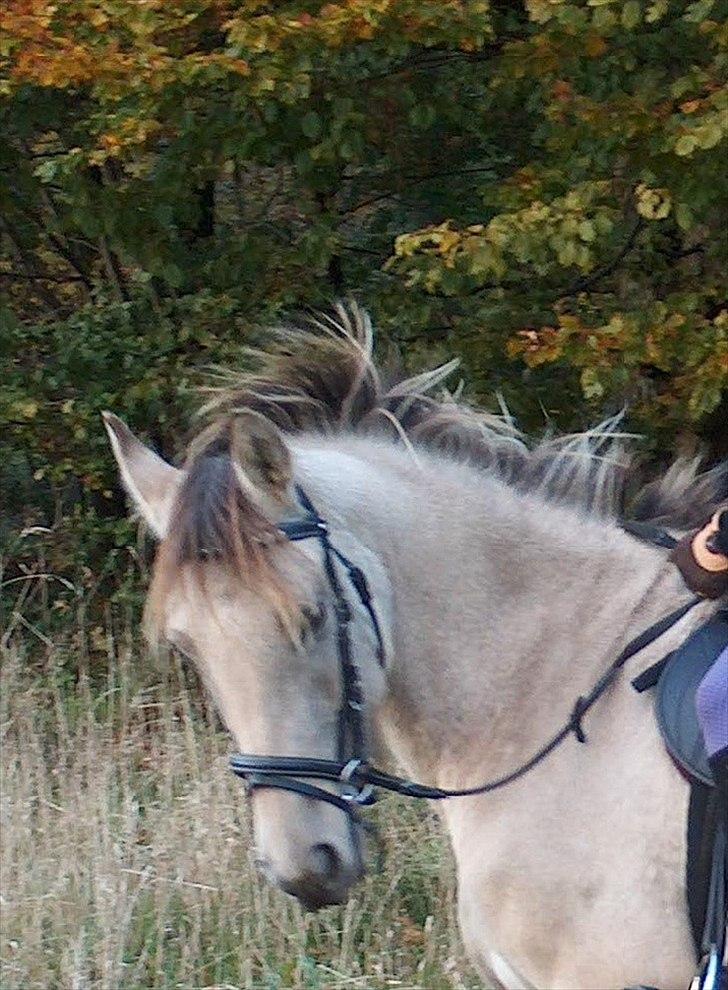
left=2, top=0, right=726, bottom=606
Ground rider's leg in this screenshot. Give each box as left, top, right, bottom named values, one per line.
left=695, top=646, right=728, bottom=989
left=696, top=646, right=728, bottom=784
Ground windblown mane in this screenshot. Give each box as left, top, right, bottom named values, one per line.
left=148, top=301, right=726, bottom=632
left=196, top=301, right=726, bottom=525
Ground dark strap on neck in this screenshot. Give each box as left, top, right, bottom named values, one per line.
left=621, top=520, right=678, bottom=550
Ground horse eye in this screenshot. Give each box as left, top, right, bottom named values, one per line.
left=302, top=602, right=327, bottom=635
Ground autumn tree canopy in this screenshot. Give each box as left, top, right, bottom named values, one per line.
left=1, top=0, right=726, bottom=582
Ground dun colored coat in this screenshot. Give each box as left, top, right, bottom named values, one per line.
left=105, top=303, right=727, bottom=989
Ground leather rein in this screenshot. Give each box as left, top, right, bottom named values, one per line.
left=230, top=488, right=702, bottom=819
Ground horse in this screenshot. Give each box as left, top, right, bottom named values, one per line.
left=103, top=303, right=726, bottom=989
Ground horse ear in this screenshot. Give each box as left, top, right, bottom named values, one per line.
left=102, top=412, right=181, bottom=538
left=229, top=412, right=292, bottom=510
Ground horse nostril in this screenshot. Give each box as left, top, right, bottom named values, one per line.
left=309, top=842, right=341, bottom=878
left=275, top=844, right=361, bottom=909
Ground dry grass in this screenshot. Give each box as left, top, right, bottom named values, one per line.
left=0, top=608, right=483, bottom=990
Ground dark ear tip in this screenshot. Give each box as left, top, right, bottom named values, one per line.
left=101, top=410, right=120, bottom=430
left=102, top=411, right=134, bottom=452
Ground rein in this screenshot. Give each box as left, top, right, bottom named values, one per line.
left=230, top=487, right=701, bottom=815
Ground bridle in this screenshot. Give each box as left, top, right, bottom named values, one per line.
left=231, top=485, right=386, bottom=817
left=230, top=488, right=701, bottom=817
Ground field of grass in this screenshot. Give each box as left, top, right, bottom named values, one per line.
left=0, top=595, right=483, bottom=990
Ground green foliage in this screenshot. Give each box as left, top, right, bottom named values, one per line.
left=2, top=0, right=726, bottom=605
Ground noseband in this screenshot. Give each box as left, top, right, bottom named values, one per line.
left=230, top=488, right=701, bottom=818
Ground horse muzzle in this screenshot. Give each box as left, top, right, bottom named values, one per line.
left=259, top=841, right=364, bottom=911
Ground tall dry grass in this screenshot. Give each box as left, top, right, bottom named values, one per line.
left=0, top=596, right=482, bottom=990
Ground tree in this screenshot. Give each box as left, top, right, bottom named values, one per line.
left=1, top=0, right=726, bottom=586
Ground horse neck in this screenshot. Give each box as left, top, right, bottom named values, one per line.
left=296, top=437, right=697, bottom=789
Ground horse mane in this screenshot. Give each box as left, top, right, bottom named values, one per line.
left=195, top=300, right=726, bottom=525
left=147, top=301, right=726, bottom=634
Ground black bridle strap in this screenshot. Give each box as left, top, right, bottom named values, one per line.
left=243, top=486, right=379, bottom=810
left=244, top=773, right=375, bottom=816
left=621, top=520, right=678, bottom=551
left=320, top=528, right=366, bottom=758
left=279, top=490, right=385, bottom=668
left=328, top=545, right=386, bottom=666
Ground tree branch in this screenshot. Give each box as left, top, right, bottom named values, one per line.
left=561, top=219, right=643, bottom=298
left=339, top=165, right=498, bottom=216
left=0, top=217, right=62, bottom=311
left=98, top=235, right=128, bottom=302
left=44, top=231, right=95, bottom=291
left=11, top=198, right=95, bottom=292
left=348, top=38, right=517, bottom=88
left=0, top=270, right=86, bottom=284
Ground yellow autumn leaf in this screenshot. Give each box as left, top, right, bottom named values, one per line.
left=635, top=183, right=672, bottom=220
